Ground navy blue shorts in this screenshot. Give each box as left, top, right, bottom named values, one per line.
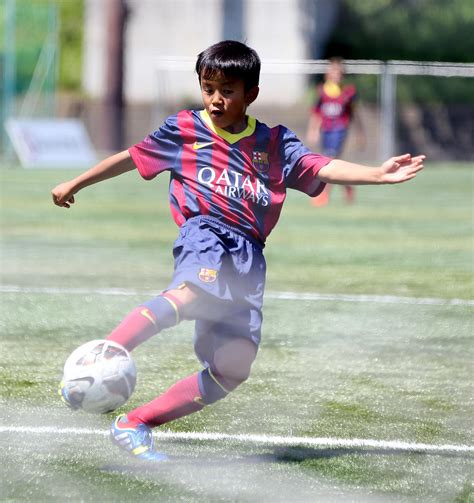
left=165, top=216, right=266, bottom=365
left=321, top=128, right=348, bottom=157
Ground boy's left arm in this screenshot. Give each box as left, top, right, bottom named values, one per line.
left=317, top=154, right=425, bottom=185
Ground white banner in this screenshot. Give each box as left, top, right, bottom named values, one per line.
left=5, top=118, right=97, bottom=168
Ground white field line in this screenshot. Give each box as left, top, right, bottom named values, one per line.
left=0, top=426, right=472, bottom=454
left=1, top=284, right=473, bottom=306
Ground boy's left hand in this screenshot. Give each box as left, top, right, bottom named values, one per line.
left=380, top=154, right=425, bottom=184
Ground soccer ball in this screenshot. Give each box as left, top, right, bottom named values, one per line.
left=61, top=339, right=136, bottom=414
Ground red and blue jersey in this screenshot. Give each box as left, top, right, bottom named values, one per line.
left=313, top=83, right=357, bottom=132
left=129, top=109, right=330, bottom=246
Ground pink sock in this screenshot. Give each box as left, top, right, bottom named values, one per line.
left=106, top=306, right=159, bottom=351
left=126, top=373, right=204, bottom=427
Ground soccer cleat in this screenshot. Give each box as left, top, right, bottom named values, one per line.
left=110, top=415, right=168, bottom=461
left=58, top=380, right=81, bottom=410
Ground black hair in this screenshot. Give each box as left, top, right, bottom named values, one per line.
left=195, top=40, right=261, bottom=91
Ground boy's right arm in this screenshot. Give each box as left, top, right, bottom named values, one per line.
left=51, top=150, right=136, bottom=208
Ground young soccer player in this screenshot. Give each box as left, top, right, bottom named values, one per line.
left=52, top=41, right=424, bottom=461
left=306, top=57, right=364, bottom=206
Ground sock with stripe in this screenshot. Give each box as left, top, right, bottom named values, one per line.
left=124, top=367, right=236, bottom=428
left=125, top=372, right=205, bottom=427
left=106, top=294, right=181, bottom=351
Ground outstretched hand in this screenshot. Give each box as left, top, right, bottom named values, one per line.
left=51, top=182, right=76, bottom=208
left=380, top=154, right=425, bottom=184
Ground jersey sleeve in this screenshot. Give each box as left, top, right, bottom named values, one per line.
left=279, top=127, right=331, bottom=196
left=128, top=115, right=182, bottom=180
left=286, top=153, right=331, bottom=197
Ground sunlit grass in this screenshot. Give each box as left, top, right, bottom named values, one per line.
left=1, top=163, right=473, bottom=501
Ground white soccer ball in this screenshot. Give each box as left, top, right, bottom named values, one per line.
left=61, top=339, right=136, bottom=414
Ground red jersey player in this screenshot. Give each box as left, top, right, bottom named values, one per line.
left=307, top=58, right=364, bottom=206
left=52, top=41, right=424, bottom=461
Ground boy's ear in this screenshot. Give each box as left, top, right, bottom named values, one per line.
left=245, top=86, right=259, bottom=106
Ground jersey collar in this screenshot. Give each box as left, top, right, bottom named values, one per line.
left=199, top=110, right=256, bottom=144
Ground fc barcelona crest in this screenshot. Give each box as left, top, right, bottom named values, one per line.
left=198, top=267, right=218, bottom=283
left=252, top=151, right=270, bottom=172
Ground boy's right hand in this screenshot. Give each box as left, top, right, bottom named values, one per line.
left=51, top=182, right=76, bottom=208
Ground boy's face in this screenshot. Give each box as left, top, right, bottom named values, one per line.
left=200, top=72, right=259, bottom=134
left=326, top=63, right=344, bottom=84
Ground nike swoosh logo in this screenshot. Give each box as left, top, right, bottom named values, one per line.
left=140, top=308, right=157, bottom=326
left=192, top=141, right=215, bottom=150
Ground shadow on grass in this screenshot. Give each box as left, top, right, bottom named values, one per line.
left=102, top=444, right=473, bottom=474
left=259, top=445, right=474, bottom=462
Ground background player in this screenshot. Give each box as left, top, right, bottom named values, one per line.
left=306, top=57, right=365, bottom=206
left=51, top=41, right=424, bottom=461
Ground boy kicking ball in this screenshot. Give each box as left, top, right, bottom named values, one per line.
left=52, top=40, right=424, bottom=461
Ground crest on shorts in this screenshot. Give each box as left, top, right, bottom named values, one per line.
left=198, top=267, right=218, bottom=283
left=252, top=151, right=270, bottom=172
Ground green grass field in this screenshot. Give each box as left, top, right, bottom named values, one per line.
left=1, top=163, right=473, bottom=502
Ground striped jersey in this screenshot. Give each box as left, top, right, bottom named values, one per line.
left=129, top=109, right=330, bottom=246
left=313, top=83, right=357, bottom=132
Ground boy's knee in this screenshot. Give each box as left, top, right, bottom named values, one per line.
left=215, top=361, right=252, bottom=387
left=198, top=359, right=253, bottom=406
left=198, top=367, right=229, bottom=405
left=213, top=338, right=256, bottom=385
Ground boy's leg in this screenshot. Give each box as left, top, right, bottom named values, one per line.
left=344, top=185, right=355, bottom=203
left=111, top=336, right=256, bottom=460
left=209, top=335, right=258, bottom=393
left=109, top=285, right=205, bottom=460
left=106, top=285, right=198, bottom=351
left=123, top=336, right=257, bottom=427
left=111, top=220, right=264, bottom=458
left=311, top=184, right=330, bottom=207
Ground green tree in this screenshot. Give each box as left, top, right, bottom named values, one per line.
left=0, top=0, right=83, bottom=93
left=324, top=0, right=474, bottom=103
left=326, top=0, right=474, bottom=62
